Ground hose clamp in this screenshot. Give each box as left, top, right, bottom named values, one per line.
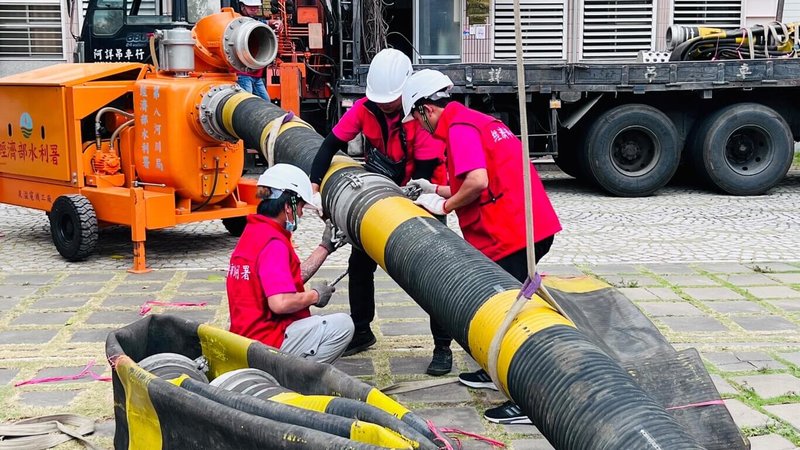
left=198, top=84, right=241, bottom=143
left=342, top=173, right=364, bottom=189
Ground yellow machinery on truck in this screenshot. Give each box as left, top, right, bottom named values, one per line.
left=0, top=9, right=277, bottom=272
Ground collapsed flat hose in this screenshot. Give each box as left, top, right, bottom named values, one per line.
left=0, top=414, right=102, bottom=450
left=214, top=91, right=703, bottom=449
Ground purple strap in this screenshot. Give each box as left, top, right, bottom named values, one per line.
left=282, top=112, right=295, bottom=124
left=521, top=272, right=542, bottom=299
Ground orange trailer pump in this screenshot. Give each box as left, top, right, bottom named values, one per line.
left=0, top=9, right=277, bottom=272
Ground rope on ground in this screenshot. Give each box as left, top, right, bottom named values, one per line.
left=0, top=414, right=103, bottom=450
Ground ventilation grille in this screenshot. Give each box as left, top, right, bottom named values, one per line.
left=673, top=0, right=742, bottom=29
left=581, top=0, right=655, bottom=60
left=0, top=3, right=63, bottom=58
left=493, top=0, right=566, bottom=61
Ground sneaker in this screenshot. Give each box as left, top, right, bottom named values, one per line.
left=342, top=329, right=376, bottom=357
left=484, top=401, right=532, bottom=425
left=458, top=369, right=498, bottom=390
left=425, top=346, right=452, bottom=376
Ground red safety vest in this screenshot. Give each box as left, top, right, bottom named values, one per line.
left=352, top=97, right=448, bottom=186
left=434, top=102, right=562, bottom=261
left=227, top=214, right=308, bottom=348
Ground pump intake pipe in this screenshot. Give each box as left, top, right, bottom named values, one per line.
left=202, top=89, right=704, bottom=450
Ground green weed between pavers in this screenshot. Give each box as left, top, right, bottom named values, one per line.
left=793, top=151, right=800, bottom=170
left=750, top=264, right=775, bottom=274
left=742, top=422, right=800, bottom=446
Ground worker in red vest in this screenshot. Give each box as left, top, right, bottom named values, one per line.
left=227, top=164, right=353, bottom=364
left=402, top=69, right=562, bottom=424
left=309, top=49, right=453, bottom=376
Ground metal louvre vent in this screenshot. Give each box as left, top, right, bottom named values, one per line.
left=673, top=0, right=742, bottom=29
left=581, top=0, right=655, bottom=60
left=493, top=0, right=566, bottom=61
left=0, top=3, right=63, bottom=58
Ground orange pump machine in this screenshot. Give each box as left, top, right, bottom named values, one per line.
left=0, top=9, right=278, bottom=272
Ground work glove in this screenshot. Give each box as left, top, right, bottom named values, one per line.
left=407, top=178, right=438, bottom=194
left=306, top=191, right=323, bottom=218
left=310, top=281, right=335, bottom=308
left=320, top=220, right=337, bottom=253
left=414, top=193, right=448, bottom=216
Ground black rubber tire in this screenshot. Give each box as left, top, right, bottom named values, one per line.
left=688, top=103, right=793, bottom=196
left=553, top=130, right=584, bottom=179
left=580, top=104, right=681, bottom=197
left=49, top=194, right=98, bottom=261
left=222, top=216, right=248, bottom=237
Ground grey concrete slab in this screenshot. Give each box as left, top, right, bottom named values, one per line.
left=333, top=358, right=374, bottom=376
left=658, top=316, right=728, bottom=332
left=644, top=263, right=697, bottom=275
left=12, top=311, right=74, bottom=325
left=389, top=357, right=438, bottom=376
left=539, top=265, right=584, bottom=277
left=375, top=292, right=414, bottom=305
left=122, top=270, right=177, bottom=281
left=724, top=399, right=772, bottom=428
left=778, top=352, right=800, bottom=367
left=184, top=270, right=226, bottom=281
left=379, top=306, right=428, bottom=320
left=720, top=274, right=783, bottom=286
left=501, top=423, right=543, bottom=436
left=637, top=302, right=705, bottom=317
left=767, top=299, right=800, bottom=312
left=18, top=390, right=79, bottom=408
left=746, top=286, right=800, bottom=299
left=86, top=310, right=145, bottom=325
left=733, top=374, right=800, bottom=399
left=748, top=434, right=796, bottom=450
left=769, top=273, right=800, bottom=284
left=511, top=439, right=554, bottom=450
left=0, top=329, right=58, bottom=344
left=732, top=316, right=798, bottom=332
left=177, top=281, right=225, bottom=293
left=682, top=287, right=745, bottom=301
left=2, top=273, right=56, bottom=285
left=662, top=275, right=720, bottom=287
left=646, top=287, right=684, bottom=300
left=0, top=368, right=19, bottom=386
left=32, top=365, right=107, bottom=384
left=170, top=294, right=225, bottom=306
left=395, top=380, right=471, bottom=404
left=618, top=287, right=659, bottom=301
left=586, top=264, right=641, bottom=275
left=46, top=283, right=104, bottom=295
left=710, top=375, right=738, bottom=396
left=699, top=263, right=757, bottom=274
left=163, top=308, right=215, bottom=323
left=705, top=301, right=768, bottom=314
left=70, top=328, right=114, bottom=343
left=598, top=275, right=660, bottom=288
left=414, top=407, right=486, bottom=434
left=101, top=294, right=152, bottom=308
left=0, top=284, right=40, bottom=298
left=0, top=297, right=22, bottom=311
left=112, top=282, right=166, bottom=294
left=380, top=321, right=430, bottom=336
left=703, top=352, right=786, bottom=372
left=30, top=296, right=90, bottom=309
left=750, top=263, right=800, bottom=273
left=374, top=279, right=404, bottom=291
left=764, top=403, right=800, bottom=430
left=62, top=273, right=116, bottom=283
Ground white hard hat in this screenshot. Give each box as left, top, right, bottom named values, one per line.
left=257, top=164, right=317, bottom=210
left=401, top=69, right=454, bottom=123
left=365, top=48, right=413, bottom=104
left=240, top=0, right=261, bottom=7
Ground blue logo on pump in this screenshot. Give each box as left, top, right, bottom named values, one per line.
left=20, top=112, right=33, bottom=139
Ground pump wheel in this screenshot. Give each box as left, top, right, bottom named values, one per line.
left=688, top=103, right=793, bottom=195
left=222, top=217, right=248, bottom=237
left=49, top=195, right=98, bottom=261
left=581, top=104, right=680, bottom=197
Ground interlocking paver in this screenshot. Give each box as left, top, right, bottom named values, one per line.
left=333, top=358, right=374, bottom=376
left=658, top=316, right=728, bottom=332
left=62, top=273, right=116, bottom=283
left=721, top=274, right=783, bottom=286
left=699, top=263, right=756, bottom=274
left=113, top=282, right=166, bottom=294
left=724, top=399, right=772, bottom=428
left=30, top=296, right=90, bottom=309
left=710, top=375, right=738, bottom=396
left=12, top=311, right=74, bottom=325
left=0, top=329, right=58, bottom=345
left=733, top=374, right=800, bottom=399
left=732, top=316, right=798, bottom=332
left=637, top=302, right=704, bottom=317
left=662, top=275, right=720, bottom=287
left=682, top=287, right=745, bottom=301
left=705, top=301, right=767, bottom=314
left=0, top=285, right=40, bottom=298
left=645, top=264, right=697, bottom=275
left=746, top=286, right=800, bottom=299
left=46, top=283, right=104, bottom=295
left=764, top=404, right=800, bottom=430
left=18, top=390, right=79, bottom=408
left=1, top=274, right=56, bottom=285
left=704, top=352, right=786, bottom=372
left=69, top=328, right=114, bottom=343
left=748, top=434, right=796, bottom=450
left=646, top=287, right=683, bottom=300
left=767, top=299, right=800, bottom=312
left=618, top=287, right=659, bottom=301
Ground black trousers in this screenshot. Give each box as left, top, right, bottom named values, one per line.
left=348, top=246, right=453, bottom=348
left=496, top=235, right=555, bottom=283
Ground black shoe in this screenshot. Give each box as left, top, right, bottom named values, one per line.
left=343, top=329, right=376, bottom=357
left=426, top=346, right=452, bottom=376
left=484, top=401, right=532, bottom=425
left=458, top=369, right=498, bottom=390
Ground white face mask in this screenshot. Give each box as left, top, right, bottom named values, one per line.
left=284, top=199, right=299, bottom=232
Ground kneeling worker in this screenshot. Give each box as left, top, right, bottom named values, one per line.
left=227, top=163, right=354, bottom=364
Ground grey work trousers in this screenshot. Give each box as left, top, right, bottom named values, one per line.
left=280, top=313, right=355, bottom=364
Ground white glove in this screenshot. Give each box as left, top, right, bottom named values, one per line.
left=309, top=191, right=323, bottom=216
left=407, top=178, right=438, bottom=194
left=414, top=193, right=448, bottom=215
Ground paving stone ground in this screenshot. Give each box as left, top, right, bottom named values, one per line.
left=1, top=169, right=799, bottom=449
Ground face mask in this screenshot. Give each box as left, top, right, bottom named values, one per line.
left=284, top=197, right=299, bottom=232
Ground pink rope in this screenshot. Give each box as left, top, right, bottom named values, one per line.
left=426, top=420, right=457, bottom=450
left=139, top=300, right=207, bottom=315
left=14, top=360, right=111, bottom=387
left=666, top=399, right=725, bottom=411
left=438, top=427, right=506, bottom=448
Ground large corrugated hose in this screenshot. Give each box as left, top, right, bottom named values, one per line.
left=210, top=89, right=704, bottom=450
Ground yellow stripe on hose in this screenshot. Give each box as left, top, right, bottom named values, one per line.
left=319, top=155, right=361, bottom=192
left=543, top=276, right=610, bottom=293
left=168, top=374, right=190, bottom=387
left=365, top=388, right=411, bottom=420
left=197, top=324, right=252, bottom=380
left=360, top=197, right=431, bottom=269
left=221, top=92, right=254, bottom=138
left=270, top=393, right=334, bottom=413
left=350, top=421, right=416, bottom=449
left=468, top=290, right=574, bottom=392
left=117, top=356, right=163, bottom=449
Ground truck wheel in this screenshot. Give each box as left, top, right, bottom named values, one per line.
left=553, top=131, right=584, bottom=179
left=689, top=103, right=793, bottom=195
left=49, top=195, right=98, bottom=261
left=581, top=104, right=680, bottom=196
left=222, top=217, right=247, bottom=237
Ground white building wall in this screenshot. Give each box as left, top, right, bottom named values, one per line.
left=783, top=0, right=800, bottom=22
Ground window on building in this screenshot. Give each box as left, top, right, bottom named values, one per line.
left=0, top=2, right=64, bottom=58
left=673, top=0, right=743, bottom=28
left=580, top=0, right=656, bottom=60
